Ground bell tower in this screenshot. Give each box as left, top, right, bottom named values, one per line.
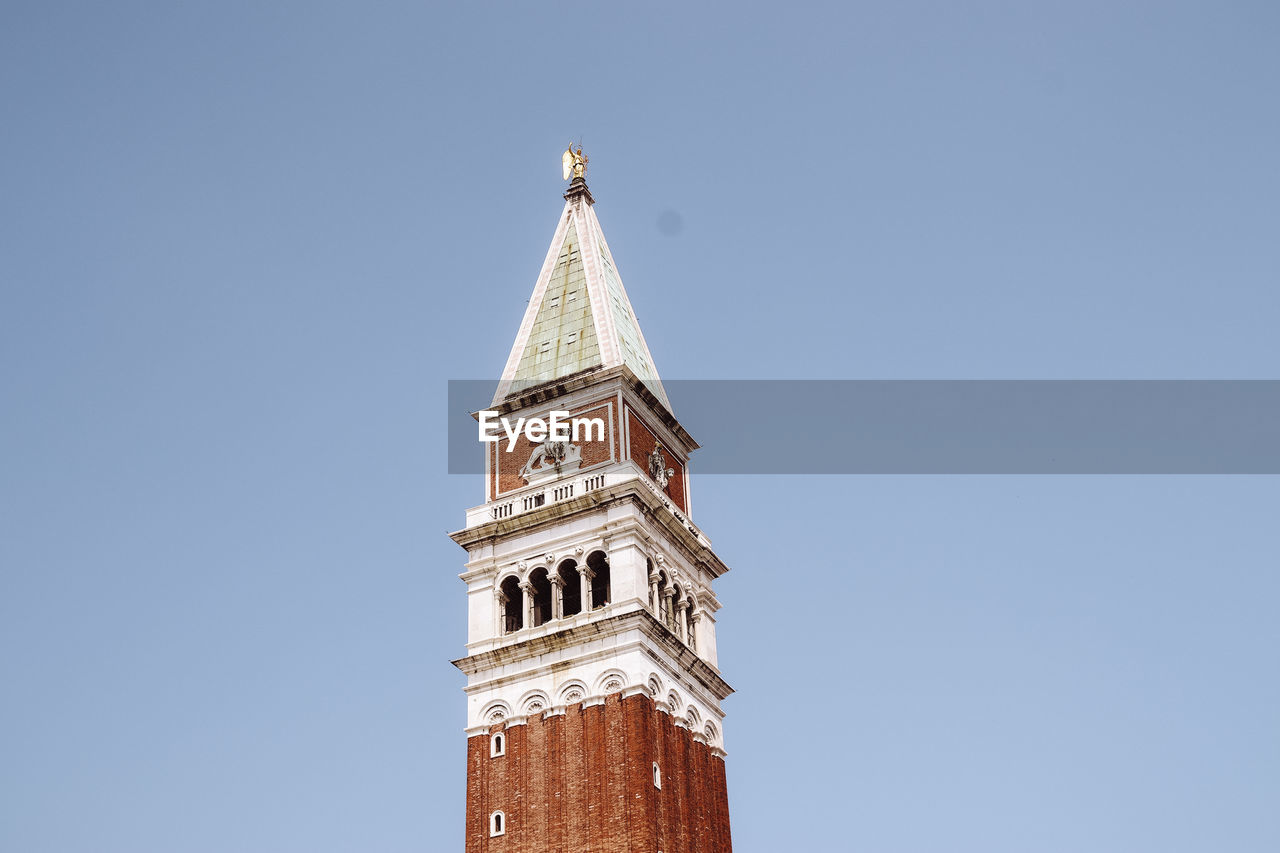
left=451, top=155, right=734, bottom=852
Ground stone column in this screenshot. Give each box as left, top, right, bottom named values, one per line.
left=662, top=587, right=676, bottom=630
left=519, top=580, right=533, bottom=629
left=675, top=598, right=689, bottom=643
left=579, top=566, right=595, bottom=611
left=648, top=572, right=661, bottom=613
left=496, top=589, right=509, bottom=636
left=550, top=572, right=565, bottom=621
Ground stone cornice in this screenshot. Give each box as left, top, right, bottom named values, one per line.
left=452, top=608, right=734, bottom=702
left=450, top=478, right=729, bottom=578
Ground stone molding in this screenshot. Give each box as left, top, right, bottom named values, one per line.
left=453, top=609, right=733, bottom=702
left=452, top=476, right=726, bottom=579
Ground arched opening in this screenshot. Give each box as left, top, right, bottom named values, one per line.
left=490, top=732, right=505, bottom=757
left=669, top=583, right=684, bottom=632
left=587, top=551, right=610, bottom=610
left=652, top=762, right=662, bottom=789
left=529, top=567, right=553, bottom=627
left=490, top=810, right=505, bottom=837
left=558, top=559, right=582, bottom=617
left=500, top=575, right=523, bottom=634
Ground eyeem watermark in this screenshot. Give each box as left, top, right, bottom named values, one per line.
left=453, top=380, right=1280, bottom=473
left=478, top=410, right=606, bottom=451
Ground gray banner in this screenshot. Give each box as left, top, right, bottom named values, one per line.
left=447, top=380, right=1280, bottom=474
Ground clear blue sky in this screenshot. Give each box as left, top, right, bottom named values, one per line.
left=2, top=2, right=1277, bottom=851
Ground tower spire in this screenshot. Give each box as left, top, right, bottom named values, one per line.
left=493, top=149, right=668, bottom=408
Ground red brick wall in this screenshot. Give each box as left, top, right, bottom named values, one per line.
left=490, top=399, right=618, bottom=498
left=626, top=411, right=688, bottom=513
left=465, top=693, right=731, bottom=853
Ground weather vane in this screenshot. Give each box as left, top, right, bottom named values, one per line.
left=562, top=144, right=588, bottom=181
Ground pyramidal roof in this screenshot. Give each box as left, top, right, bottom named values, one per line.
left=493, top=177, right=670, bottom=409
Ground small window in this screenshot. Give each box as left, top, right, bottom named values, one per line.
left=652, top=762, right=661, bottom=789
left=490, top=732, right=505, bottom=757
left=539, top=340, right=552, bottom=353
left=490, top=810, right=505, bottom=837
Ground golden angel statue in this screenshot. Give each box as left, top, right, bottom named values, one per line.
left=562, top=145, right=588, bottom=180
